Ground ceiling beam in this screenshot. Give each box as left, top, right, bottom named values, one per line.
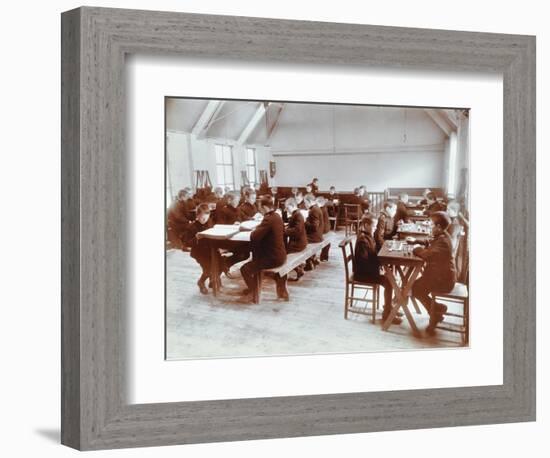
left=265, top=103, right=285, bottom=144
left=424, top=109, right=453, bottom=137
left=237, top=102, right=268, bottom=145
left=191, top=100, right=225, bottom=139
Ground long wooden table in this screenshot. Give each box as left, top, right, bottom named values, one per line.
left=196, top=223, right=258, bottom=296
left=378, top=240, right=424, bottom=336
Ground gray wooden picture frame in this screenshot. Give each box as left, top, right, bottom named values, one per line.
left=61, top=6, right=536, bottom=451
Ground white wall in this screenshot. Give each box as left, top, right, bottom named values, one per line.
left=274, top=149, right=445, bottom=191
left=269, top=105, right=447, bottom=191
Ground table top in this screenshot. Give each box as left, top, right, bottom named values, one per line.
left=378, top=240, right=423, bottom=266
left=397, top=222, right=432, bottom=236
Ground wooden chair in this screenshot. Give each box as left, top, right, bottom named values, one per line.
left=343, top=204, right=361, bottom=236
left=338, top=236, right=380, bottom=323
left=431, top=265, right=469, bottom=344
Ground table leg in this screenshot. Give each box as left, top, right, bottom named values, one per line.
left=209, top=240, right=220, bottom=297
left=382, top=265, right=422, bottom=336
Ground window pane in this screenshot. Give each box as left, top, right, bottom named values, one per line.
left=224, top=165, right=233, bottom=185
left=246, top=149, right=253, bottom=165
left=215, top=144, right=223, bottom=164
left=223, top=146, right=232, bottom=164
left=216, top=165, right=225, bottom=186
left=247, top=166, right=255, bottom=182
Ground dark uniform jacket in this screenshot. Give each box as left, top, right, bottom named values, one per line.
left=374, top=210, right=394, bottom=250
left=297, top=200, right=307, bottom=210
left=320, top=206, right=331, bottom=234
left=250, top=210, right=287, bottom=269
left=309, top=183, right=319, bottom=194
left=305, top=205, right=324, bottom=243
left=413, top=231, right=457, bottom=290
left=348, top=194, right=368, bottom=214
left=354, top=230, right=381, bottom=281
left=394, top=201, right=411, bottom=226
left=424, top=201, right=446, bottom=216
left=167, top=200, right=193, bottom=231
left=185, top=219, right=213, bottom=265
left=239, top=202, right=257, bottom=220
left=216, top=204, right=242, bottom=225
left=285, top=209, right=307, bottom=253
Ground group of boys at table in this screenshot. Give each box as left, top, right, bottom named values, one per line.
left=167, top=179, right=334, bottom=302
left=167, top=179, right=465, bottom=336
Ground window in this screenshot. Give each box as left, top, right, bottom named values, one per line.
left=245, top=147, right=257, bottom=186
left=215, top=144, right=234, bottom=189
left=447, top=131, right=458, bottom=197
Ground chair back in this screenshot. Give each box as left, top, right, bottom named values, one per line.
left=338, top=236, right=355, bottom=283
left=343, top=204, right=361, bottom=221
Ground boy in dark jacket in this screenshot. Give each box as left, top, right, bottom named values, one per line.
left=412, top=211, right=458, bottom=335
left=240, top=196, right=288, bottom=301
left=304, top=193, right=323, bottom=270
left=423, top=191, right=446, bottom=216
left=317, top=196, right=331, bottom=261
left=354, top=214, right=400, bottom=325
left=374, top=200, right=397, bottom=251
left=215, top=191, right=242, bottom=224
left=284, top=197, right=307, bottom=280
left=185, top=204, right=221, bottom=294
left=239, top=188, right=259, bottom=220
left=166, top=188, right=194, bottom=249
left=284, top=198, right=307, bottom=253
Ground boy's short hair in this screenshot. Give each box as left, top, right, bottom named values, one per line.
left=313, top=177, right=319, bottom=182
left=196, top=203, right=210, bottom=216
left=260, top=195, right=275, bottom=209
left=383, top=200, right=397, bottom=210
left=360, top=213, right=376, bottom=229
left=304, top=193, right=316, bottom=204
left=430, top=211, right=451, bottom=229
left=426, top=191, right=436, bottom=200
left=353, top=187, right=360, bottom=194
left=329, top=185, right=336, bottom=190
left=227, top=191, right=240, bottom=202
left=177, top=188, right=191, bottom=199
left=244, top=188, right=256, bottom=198
left=285, top=197, right=297, bottom=208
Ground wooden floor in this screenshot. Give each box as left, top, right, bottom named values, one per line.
left=166, top=231, right=465, bottom=360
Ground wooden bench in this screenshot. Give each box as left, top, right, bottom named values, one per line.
left=254, top=233, right=339, bottom=303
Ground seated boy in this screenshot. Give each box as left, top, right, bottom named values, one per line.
left=374, top=200, right=397, bottom=251
left=316, top=196, right=332, bottom=261
left=216, top=191, right=243, bottom=224
left=185, top=204, right=221, bottom=294
left=284, top=197, right=307, bottom=280
left=304, top=193, right=324, bottom=270
left=295, top=191, right=306, bottom=210
left=354, top=214, right=400, bottom=324
left=423, top=191, right=446, bottom=215
left=284, top=198, right=308, bottom=253
left=240, top=196, right=288, bottom=301
left=166, top=188, right=194, bottom=250
left=215, top=191, right=249, bottom=274
left=394, top=193, right=412, bottom=227
left=239, top=188, right=259, bottom=220
left=411, top=211, right=458, bottom=335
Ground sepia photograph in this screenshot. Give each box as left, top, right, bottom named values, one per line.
left=165, top=97, right=470, bottom=360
